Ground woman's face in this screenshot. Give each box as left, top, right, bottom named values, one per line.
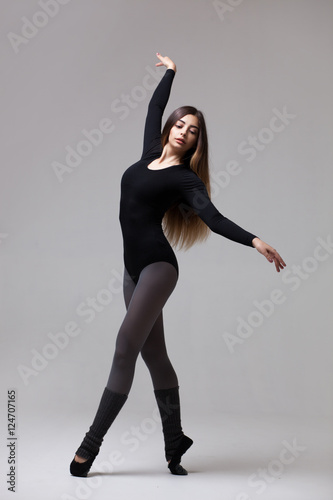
left=169, top=114, right=199, bottom=154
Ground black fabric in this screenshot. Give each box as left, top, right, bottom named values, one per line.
left=75, top=387, right=127, bottom=460
left=72, top=68, right=258, bottom=468
left=70, top=454, right=95, bottom=477
left=168, top=435, right=194, bottom=475
left=119, top=68, right=257, bottom=285
left=106, top=262, right=178, bottom=395
left=154, top=386, right=185, bottom=461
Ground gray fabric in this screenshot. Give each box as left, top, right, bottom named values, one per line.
left=107, top=262, right=179, bottom=394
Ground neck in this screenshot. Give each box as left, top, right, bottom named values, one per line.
left=158, top=143, right=184, bottom=165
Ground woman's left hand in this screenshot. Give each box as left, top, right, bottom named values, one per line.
left=155, top=52, right=177, bottom=72
left=252, top=237, right=286, bottom=273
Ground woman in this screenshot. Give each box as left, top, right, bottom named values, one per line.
left=69, top=53, right=286, bottom=477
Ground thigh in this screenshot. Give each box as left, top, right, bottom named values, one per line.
left=128, top=261, right=178, bottom=325
left=116, top=262, right=178, bottom=354
left=141, top=311, right=168, bottom=359
left=124, top=266, right=168, bottom=360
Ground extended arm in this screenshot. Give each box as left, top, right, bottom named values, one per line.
left=179, top=170, right=257, bottom=246
left=140, top=54, right=177, bottom=160
left=178, top=170, right=286, bottom=272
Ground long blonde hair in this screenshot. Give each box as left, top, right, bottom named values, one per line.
left=161, top=106, right=211, bottom=250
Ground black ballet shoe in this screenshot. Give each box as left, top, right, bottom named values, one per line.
left=70, top=456, right=95, bottom=477
left=168, top=462, right=189, bottom=475
left=167, top=435, right=193, bottom=476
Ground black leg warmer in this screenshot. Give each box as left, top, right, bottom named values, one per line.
left=70, top=387, right=127, bottom=476
left=154, top=386, right=193, bottom=473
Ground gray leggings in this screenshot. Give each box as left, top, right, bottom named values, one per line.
left=106, top=261, right=179, bottom=395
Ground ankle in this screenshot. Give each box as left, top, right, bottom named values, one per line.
left=167, top=435, right=193, bottom=473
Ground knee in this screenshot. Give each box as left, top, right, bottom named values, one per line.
left=114, top=339, right=139, bottom=368
left=141, top=347, right=169, bottom=369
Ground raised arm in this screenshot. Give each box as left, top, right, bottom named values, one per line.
left=141, top=54, right=177, bottom=160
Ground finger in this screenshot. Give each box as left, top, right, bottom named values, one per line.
left=273, top=251, right=286, bottom=269
left=269, top=254, right=279, bottom=272
left=267, top=252, right=281, bottom=272
left=277, top=254, right=287, bottom=267
left=275, top=255, right=286, bottom=272
left=268, top=248, right=285, bottom=266
left=265, top=252, right=273, bottom=263
left=156, top=52, right=165, bottom=62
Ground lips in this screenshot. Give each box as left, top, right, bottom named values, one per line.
left=176, top=138, right=185, bottom=144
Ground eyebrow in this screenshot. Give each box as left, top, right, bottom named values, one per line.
left=178, top=119, right=199, bottom=130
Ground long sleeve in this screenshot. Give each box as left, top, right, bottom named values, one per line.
left=178, top=169, right=258, bottom=247
left=140, top=68, right=175, bottom=160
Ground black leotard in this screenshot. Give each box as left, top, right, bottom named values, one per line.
left=119, top=69, right=257, bottom=284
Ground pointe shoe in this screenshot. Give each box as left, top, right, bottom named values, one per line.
left=167, top=435, right=193, bottom=476
left=70, top=455, right=95, bottom=477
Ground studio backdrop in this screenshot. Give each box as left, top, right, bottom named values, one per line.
left=1, top=0, right=332, bottom=442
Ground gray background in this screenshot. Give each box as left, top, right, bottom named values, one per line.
left=1, top=1, right=332, bottom=499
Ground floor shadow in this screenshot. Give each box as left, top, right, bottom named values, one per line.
left=86, top=456, right=265, bottom=478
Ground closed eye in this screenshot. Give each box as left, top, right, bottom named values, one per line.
left=175, top=124, right=197, bottom=135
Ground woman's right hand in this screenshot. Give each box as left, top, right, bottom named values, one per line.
left=252, top=237, right=286, bottom=273
left=155, top=53, right=177, bottom=73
